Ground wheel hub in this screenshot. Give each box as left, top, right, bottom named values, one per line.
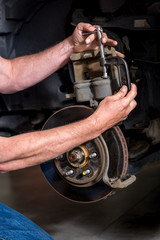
left=40, top=105, right=128, bottom=202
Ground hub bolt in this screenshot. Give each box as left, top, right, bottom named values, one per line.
left=89, top=152, right=97, bottom=159
left=66, top=169, right=74, bottom=176
left=82, top=169, right=91, bottom=176
left=56, top=154, right=64, bottom=160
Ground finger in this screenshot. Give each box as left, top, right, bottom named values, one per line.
left=118, top=84, right=137, bottom=109
left=130, top=99, right=137, bottom=109
left=85, top=31, right=110, bottom=45
left=103, top=37, right=118, bottom=46
left=127, top=99, right=137, bottom=114
left=102, top=32, right=117, bottom=46
left=122, top=99, right=137, bottom=121
left=77, top=22, right=96, bottom=33
left=101, top=32, right=108, bottom=44
left=85, top=33, right=97, bottom=44
left=111, top=85, right=128, bottom=100
left=85, top=25, right=103, bottom=44
left=115, top=51, right=125, bottom=58
left=124, top=83, right=137, bottom=103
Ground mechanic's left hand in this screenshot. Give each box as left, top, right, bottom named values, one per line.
left=72, top=22, right=124, bottom=57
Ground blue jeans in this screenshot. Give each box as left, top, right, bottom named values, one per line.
left=0, top=203, right=54, bottom=240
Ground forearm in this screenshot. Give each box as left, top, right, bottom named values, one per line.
left=0, top=22, right=121, bottom=94
left=0, top=116, right=99, bottom=172
left=0, top=36, right=74, bottom=94
left=0, top=83, right=137, bottom=172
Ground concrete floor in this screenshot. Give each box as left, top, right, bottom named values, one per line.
left=0, top=163, right=160, bottom=240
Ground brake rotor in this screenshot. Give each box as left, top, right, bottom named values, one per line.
left=40, top=105, right=128, bottom=203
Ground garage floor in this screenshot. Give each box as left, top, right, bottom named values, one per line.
left=0, top=163, right=160, bottom=240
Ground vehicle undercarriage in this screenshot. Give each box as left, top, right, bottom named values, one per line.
left=0, top=0, right=160, bottom=202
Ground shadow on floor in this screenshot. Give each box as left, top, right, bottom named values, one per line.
left=0, top=164, right=160, bottom=239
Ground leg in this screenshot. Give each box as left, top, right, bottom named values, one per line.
left=0, top=202, right=54, bottom=240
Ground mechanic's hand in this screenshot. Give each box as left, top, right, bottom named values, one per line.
left=90, top=83, right=137, bottom=134
left=72, top=22, right=124, bottom=57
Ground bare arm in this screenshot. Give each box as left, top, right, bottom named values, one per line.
left=0, top=36, right=74, bottom=94
left=0, top=23, right=119, bottom=94
left=0, top=116, right=98, bottom=172
left=0, top=22, right=135, bottom=172
left=0, top=84, right=137, bottom=172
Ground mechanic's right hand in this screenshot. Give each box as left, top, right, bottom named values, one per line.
left=72, top=22, right=118, bottom=53
left=89, top=83, right=137, bottom=134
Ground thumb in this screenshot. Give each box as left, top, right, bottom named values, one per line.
left=112, top=85, right=128, bottom=100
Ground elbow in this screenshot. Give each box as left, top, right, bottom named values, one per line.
left=0, top=76, right=19, bottom=94
left=0, top=82, right=16, bottom=95
left=0, top=87, right=20, bottom=95
left=0, top=57, right=19, bottom=94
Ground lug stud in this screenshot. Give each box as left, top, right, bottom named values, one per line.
left=89, top=152, right=97, bottom=159
left=82, top=169, right=91, bottom=176
left=66, top=169, right=74, bottom=176
left=56, top=154, right=64, bottom=160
